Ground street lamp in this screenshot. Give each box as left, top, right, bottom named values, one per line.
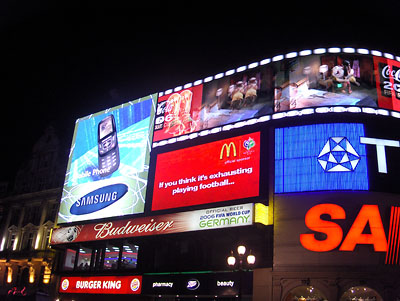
left=227, top=245, right=256, bottom=268
left=227, top=245, right=256, bottom=300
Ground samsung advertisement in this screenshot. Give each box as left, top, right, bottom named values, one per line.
left=57, top=95, right=156, bottom=224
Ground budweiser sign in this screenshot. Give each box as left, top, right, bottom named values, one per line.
left=51, top=203, right=256, bottom=244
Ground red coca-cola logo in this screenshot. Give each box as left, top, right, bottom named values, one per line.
left=381, top=65, right=400, bottom=83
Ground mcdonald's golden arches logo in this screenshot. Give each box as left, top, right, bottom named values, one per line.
left=220, top=142, right=237, bottom=160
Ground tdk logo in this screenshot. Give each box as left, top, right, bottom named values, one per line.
left=318, top=137, right=361, bottom=172
left=275, top=123, right=368, bottom=193
left=70, top=184, right=128, bottom=215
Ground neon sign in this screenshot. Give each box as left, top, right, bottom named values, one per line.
left=300, top=204, right=388, bottom=252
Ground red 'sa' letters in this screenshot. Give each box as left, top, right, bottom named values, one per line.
left=300, top=204, right=345, bottom=252
left=339, top=205, right=388, bottom=251
left=301, top=204, right=388, bottom=252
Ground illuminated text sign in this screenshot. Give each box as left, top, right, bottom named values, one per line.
left=300, top=204, right=388, bottom=252
left=59, top=276, right=142, bottom=294
left=152, top=132, right=260, bottom=211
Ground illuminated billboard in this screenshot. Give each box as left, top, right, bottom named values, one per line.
left=57, top=95, right=156, bottom=224
left=154, top=49, right=400, bottom=145
left=152, top=132, right=260, bottom=211
left=59, top=275, right=142, bottom=294
left=275, top=123, right=368, bottom=193
left=51, top=203, right=263, bottom=245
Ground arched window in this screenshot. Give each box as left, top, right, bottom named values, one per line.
left=284, top=286, right=328, bottom=301
left=340, top=286, right=383, bottom=301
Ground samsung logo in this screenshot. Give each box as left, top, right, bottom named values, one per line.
left=70, top=184, right=128, bottom=215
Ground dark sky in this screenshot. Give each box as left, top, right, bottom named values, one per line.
left=1, top=2, right=399, bottom=181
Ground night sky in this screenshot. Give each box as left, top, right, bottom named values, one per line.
left=1, top=2, right=399, bottom=182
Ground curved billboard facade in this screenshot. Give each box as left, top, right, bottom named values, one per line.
left=53, top=47, right=400, bottom=300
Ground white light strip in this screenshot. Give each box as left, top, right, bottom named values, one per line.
left=314, top=48, right=326, bottom=54
left=225, top=69, right=235, bottom=76
left=377, top=109, right=390, bottom=116
left=158, top=92, right=164, bottom=97
left=260, top=58, right=271, bottom=65
left=328, top=47, right=341, bottom=53
left=391, top=111, right=400, bottom=118
left=357, top=48, right=369, bottom=55
left=199, top=130, right=210, bottom=136
left=371, top=50, right=382, bottom=57
left=193, top=79, right=203, bottom=86
left=210, top=127, right=221, bottom=134
left=299, top=49, right=312, bottom=56
left=315, top=107, right=331, bottom=113
left=164, top=89, right=173, bottom=95
left=214, top=72, right=224, bottom=79
left=347, top=107, right=362, bottom=113
left=384, top=53, right=394, bottom=60
left=174, top=86, right=182, bottom=92
left=257, top=115, right=271, bottom=122
left=272, top=54, right=284, bottom=62
left=184, top=83, right=193, bottom=89
left=236, top=66, right=247, bottom=73
left=286, top=52, right=298, bottom=59
left=362, top=107, right=377, bottom=114
left=204, top=76, right=213, bottom=83
left=343, top=47, right=355, bottom=53
left=248, top=62, right=259, bottom=69
left=222, top=124, right=234, bottom=131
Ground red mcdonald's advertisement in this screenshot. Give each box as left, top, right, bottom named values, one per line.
left=59, top=275, right=142, bottom=294
left=152, top=132, right=260, bottom=211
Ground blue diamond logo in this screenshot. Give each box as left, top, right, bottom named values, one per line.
left=317, top=137, right=360, bottom=172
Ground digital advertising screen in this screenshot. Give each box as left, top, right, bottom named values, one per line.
left=153, top=85, right=203, bottom=142
left=153, top=51, right=400, bottom=144
left=152, top=132, right=260, bottom=211
left=57, top=95, right=156, bottom=224
left=275, top=123, right=369, bottom=193
left=273, top=53, right=381, bottom=112
left=373, top=56, right=400, bottom=111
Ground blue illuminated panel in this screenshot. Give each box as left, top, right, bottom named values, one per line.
left=275, top=123, right=368, bottom=193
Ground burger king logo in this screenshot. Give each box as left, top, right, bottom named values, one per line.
left=61, top=279, right=69, bottom=291
left=130, top=278, right=140, bottom=292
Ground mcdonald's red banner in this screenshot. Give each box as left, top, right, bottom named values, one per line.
left=151, top=132, right=260, bottom=211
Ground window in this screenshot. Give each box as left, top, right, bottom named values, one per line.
left=63, top=249, right=77, bottom=271
left=76, top=247, right=92, bottom=270
left=121, top=243, right=139, bottom=269
left=7, top=234, right=16, bottom=250
left=284, top=286, right=328, bottom=301
left=104, top=245, right=120, bottom=270
left=340, top=286, right=383, bottom=301
left=21, top=232, right=35, bottom=251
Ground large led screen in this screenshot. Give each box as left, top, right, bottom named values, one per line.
left=152, top=132, right=260, bottom=211
left=57, top=95, right=156, bottom=224
left=154, top=51, right=400, bottom=143
left=275, top=123, right=368, bottom=193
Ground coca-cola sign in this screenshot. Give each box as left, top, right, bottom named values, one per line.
left=381, top=65, right=400, bottom=83
left=374, top=56, right=400, bottom=110
left=51, top=203, right=256, bottom=244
